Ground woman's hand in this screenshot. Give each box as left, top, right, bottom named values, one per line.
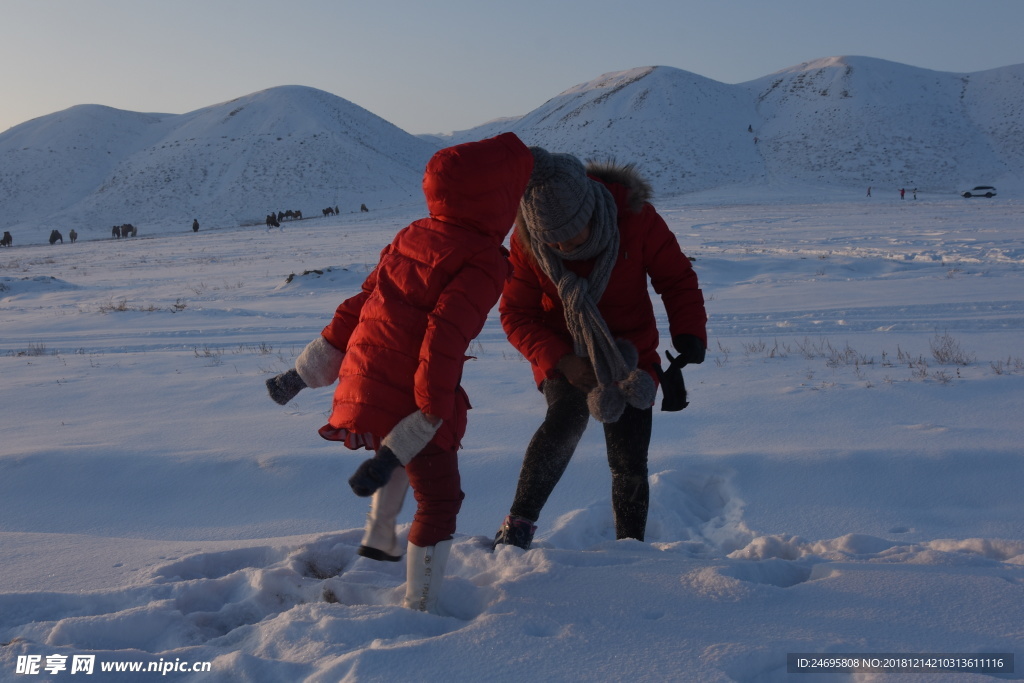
left=557, top=354, right=597, bottom=393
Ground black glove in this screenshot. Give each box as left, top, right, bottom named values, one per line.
left=654, top=350, right=689, bottom=412
left=266, top=369, right=307, bottom=405
left=672, top=334, right=706, bottom=365
left=348, top=446, right=401, bottom=497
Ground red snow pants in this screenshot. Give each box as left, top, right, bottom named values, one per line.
left=405, top=441, right=464, bottom=547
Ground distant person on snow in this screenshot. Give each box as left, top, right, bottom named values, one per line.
left=490, top=148, right=708, bottom=551
left=265, top=133, right=534, bottom=614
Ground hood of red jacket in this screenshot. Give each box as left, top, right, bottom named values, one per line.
left=422, top=132, right=534, bottom=242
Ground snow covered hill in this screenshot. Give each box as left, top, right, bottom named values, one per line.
left=748, top=56, right=1023, bottom=190
left=2, top=57, right=1022, bottom=244
left=0, top=86, right=438, bottom=240
left=444, top=66, right=765, bottom=195
left=448, top=57, right=1024, bottom=197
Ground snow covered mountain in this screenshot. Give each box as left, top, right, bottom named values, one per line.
left=0, top=86, right=438, bottom=239
left=444, top=66, right=765, bottom=194
left=449, top=56, right=1024, bottom=196
left=2, top=57, right=1022, bottom=242
left=442, top=66, right=765, bottom=195
left=748, top=56, right=1022, bottom=190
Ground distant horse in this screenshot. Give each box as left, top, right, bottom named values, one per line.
left=0, top=231, right=11, bottom=247
left=112, top=225, right=122, bottom=239
left=360, top=204, right=369, bottom=213
left=266, top=214, right=280, bottom=229
left=49, top=230, right=63, bottom=245
left=322, top=207, right=336, bottom=217
left=121, top=224, right=137, bottom=237
left=69, top=229, right=78, bottom=243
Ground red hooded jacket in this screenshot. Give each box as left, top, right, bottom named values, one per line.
left=500, top=162, right=707, bottom=390
left=319, top=133, right=534, bottom=450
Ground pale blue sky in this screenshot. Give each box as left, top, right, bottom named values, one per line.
left=3, top=0, right=1023, bottom=135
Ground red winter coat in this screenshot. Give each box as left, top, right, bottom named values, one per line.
left=319, top=133, right=534, bottom=450
left=500, top=163, right=707, bottom=390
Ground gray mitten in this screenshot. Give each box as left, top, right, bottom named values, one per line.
left=349, top=447, right=401, bottom=497
left=381, top=411, right=442, bottom=465
left=266, top=368, right=307, bottom=405
left=347, top=412, right=441, bottom=497
left=295, top=336, right=345, bottom=388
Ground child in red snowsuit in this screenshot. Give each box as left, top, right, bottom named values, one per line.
left=268, top=133, right=534, bottom=613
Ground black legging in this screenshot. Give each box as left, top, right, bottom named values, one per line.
left=509, top=376, right=653, bottom=540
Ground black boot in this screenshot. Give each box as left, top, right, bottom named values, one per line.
left=491, top=515, right=537, bottom=550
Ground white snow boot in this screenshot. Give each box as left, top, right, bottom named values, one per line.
left=402, top=539, right=453, bottom=614
left=357, top=466, right=409, bottom=562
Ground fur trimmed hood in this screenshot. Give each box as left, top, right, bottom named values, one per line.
left=583, top=159, right=654, bottom=214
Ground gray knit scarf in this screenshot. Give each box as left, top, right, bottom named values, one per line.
left=525, top=181, right=656, bottom=423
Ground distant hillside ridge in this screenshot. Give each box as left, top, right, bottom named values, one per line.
left=747, top=56, right=1022, bottom=190
left=445, top=56, right=1023, bottom=196
left=0, top=86, right=438, bottom=237
left=2, top=57, right=1022, bottom=240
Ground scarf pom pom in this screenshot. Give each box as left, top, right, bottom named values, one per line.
left=585, top=339, right=656, bottom=420
left=621, top=368, right=656, bottom=409
left=588, top=384, right=626, bottom=424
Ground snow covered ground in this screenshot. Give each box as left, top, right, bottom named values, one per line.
left=1, top=189, right=1022, bottom=681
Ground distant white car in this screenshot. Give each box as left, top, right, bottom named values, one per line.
left=962, top=185, right=997, bottom=198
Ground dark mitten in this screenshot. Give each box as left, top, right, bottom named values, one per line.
left=654, top=350, right=689, bottom=412
left=266, top=368, right=307, bottom=405
left=349, top=446, right=401, bottom=497
left=672, top=334, right=706, bottom=365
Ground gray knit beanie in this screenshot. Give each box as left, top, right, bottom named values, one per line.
left=520, top=147, right=595, bottom=244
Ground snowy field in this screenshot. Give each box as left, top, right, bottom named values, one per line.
left=1, top=190, right=1022, bottom=681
